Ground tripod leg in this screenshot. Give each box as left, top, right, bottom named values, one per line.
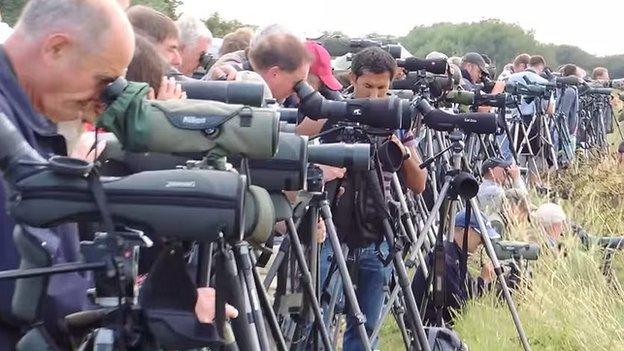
left=249, top=253, right=288, bottom=351
left=319, top=202, right=373, bottom=351
left=469, top=199, right=532, bottom=351
left=285, top=218, right=335, bottom=351
left=234, top=244, right=272, bottom=351
left=391, top=293, right=413, bottom=351
left=307, top=208, right=321, bottom=350
left=219, top=246, right=261, bottom=351
left=322, top=244, right=348, bottom=330
left=263, top=236, right=290, bottom=290
left=381, top=218, right=430, bottom=351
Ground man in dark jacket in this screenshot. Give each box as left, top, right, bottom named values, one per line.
left=0, top=1, right=134, bottom=348
left=412, top=210, right=499, bottom=326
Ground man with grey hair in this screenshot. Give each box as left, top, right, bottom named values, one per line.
left=0, top=2, right=236, bottom=348
left=535, top=203, right=567, bottom=247
left=0, top=1, right=133, bottom=348
left=176, top=14, right=213, bottom=77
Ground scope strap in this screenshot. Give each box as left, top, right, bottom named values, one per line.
left=86, top=168, right=115, bottom=234
left=461, top=203, right=471, bottom=286
left=214, top=239, right=228, bottom=339
left=432, top=203, right=448, bottom=327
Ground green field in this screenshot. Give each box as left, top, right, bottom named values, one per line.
left=380, top=140, right=624, bottom=350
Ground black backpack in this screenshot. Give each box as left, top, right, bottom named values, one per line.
left=425, top=327, right=467, bottom=351
left=328, top=169, right=386, bottom=248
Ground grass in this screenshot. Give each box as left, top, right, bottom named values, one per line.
left=380, top=146, right=624, bottom=350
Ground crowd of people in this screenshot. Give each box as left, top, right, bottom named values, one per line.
left=0, top=1, right=622, bottom=351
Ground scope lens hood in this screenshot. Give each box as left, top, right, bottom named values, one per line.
left=48, top=156, right=93, bottom=176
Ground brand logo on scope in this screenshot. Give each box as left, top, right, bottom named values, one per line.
left=166, top=181, right=196, bottom=188
left=182, top=116, right=207, bottom=124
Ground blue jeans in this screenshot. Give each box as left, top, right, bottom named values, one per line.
left=320, top=241, right=392, bottom=351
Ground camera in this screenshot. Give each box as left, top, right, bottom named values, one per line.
left=98, top=79, right=280, bottom=159
left=294, top=80, right=412, bottom=130
left=413, top=98, right=498, bottom=134
left=493, top=240, right=540, bottom=261
left=179, top=79, right=267, bottom=107
left=231, top=133, right=372, bottom=192
left=319, top=36, right=402, bottom=58
left=443, top=90, right=509, bottom=109
left=396, top=57, right=448, bottom=75
left=391, top=72, right=455, bottom=98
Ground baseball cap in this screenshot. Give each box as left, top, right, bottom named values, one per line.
left=455, top=209, right=500, bottom=239
left=426, top=51, right=448, bottom=60
left=462, top=52, right=489, bottom=74
left=481, top=157, right=513, bottom=175
left=305, top=41, right=343, bottom=91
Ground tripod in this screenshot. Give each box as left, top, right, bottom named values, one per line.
left=407, top=129, right=531, bottom=351
left=260, top=191, right=334, bottom=351
left=369, top=172, right=431, bottom=349
left=260, top=169, right=371, bottom=350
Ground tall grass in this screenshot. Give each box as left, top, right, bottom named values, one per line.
left=381, top=154, right=624, bottom=350
left=453, top=155, right=624, bottom=350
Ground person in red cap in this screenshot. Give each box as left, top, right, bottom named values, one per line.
left=304, top=41, right=343, bottom=93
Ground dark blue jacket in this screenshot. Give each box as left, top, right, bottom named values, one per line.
left=411, top=241, right=484, bottom=326
left=0, top=46, right=90, bottom=349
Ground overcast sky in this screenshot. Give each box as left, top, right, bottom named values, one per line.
left=180, top=0, right=623, bottom=57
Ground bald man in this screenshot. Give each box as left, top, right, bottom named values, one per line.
left=1, top=2, right=236, bottom=348
left=0, top=0, right=133, bottom=348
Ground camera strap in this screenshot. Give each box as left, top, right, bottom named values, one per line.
left=461, top=204, right=471, bottom=286
left=86, top=168, right=115, bottom=234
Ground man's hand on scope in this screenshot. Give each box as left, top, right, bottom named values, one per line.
left=148, top=76, right=187, bottom=100
left=208, top=64, right=238, bottom=81
left=195, top=287, right=239, bottom=324
left=319, top=164, right=346, bottom=183
left=390, top=134, right=410, bottom=159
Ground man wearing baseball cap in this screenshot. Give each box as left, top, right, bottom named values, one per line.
left=478, top=157, right=528, bottom=217
left=460, top=52, right=490, bottom=90
left=304, top=41, right=343, bottom=94
left=412, top=209, right=500, bottom=325
left=308, top=46, right=427, bottom=350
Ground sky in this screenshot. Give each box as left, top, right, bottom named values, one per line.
left=180, top=0, right=624, bottom=57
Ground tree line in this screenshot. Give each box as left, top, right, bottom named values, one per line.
left=2, top=2, right=621, bottom=77
left=400, top=19, right=624, bottom=78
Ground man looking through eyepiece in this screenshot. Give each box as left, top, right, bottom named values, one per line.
left=297, top=46, right=427, bottom=351
left=176, top=14, right=213, bottom=77
left=205, top=25, right=313, bottom=102
left=460, top=52, right=490, bottom=91
left=0, top=2, right=236, bottom=348
left=0, top=1, right=133, bottom=348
